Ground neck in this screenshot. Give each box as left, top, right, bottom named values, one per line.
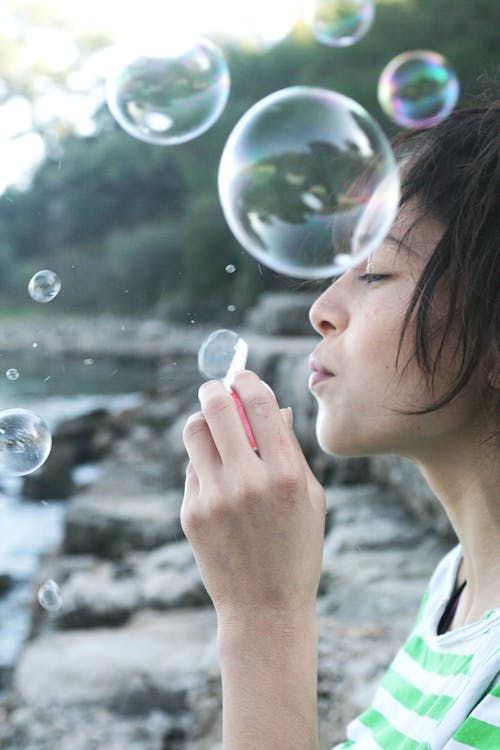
left=413, top=433, right=500, bottom=626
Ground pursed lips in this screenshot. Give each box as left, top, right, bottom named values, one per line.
left=308, top=353, right=335, bottom=389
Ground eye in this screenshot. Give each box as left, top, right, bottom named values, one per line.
left=358, top=273, right=390, bottom=284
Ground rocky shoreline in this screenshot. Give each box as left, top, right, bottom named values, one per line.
left=0, top=295, right=455, bottom=750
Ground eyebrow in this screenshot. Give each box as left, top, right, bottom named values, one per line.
left=386, top=233, right=421, bottom=257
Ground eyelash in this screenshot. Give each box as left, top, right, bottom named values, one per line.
left=358, top=273, right=390, bottom=284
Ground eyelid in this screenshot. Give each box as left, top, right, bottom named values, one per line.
left=358, top=272, right=389, bottom=283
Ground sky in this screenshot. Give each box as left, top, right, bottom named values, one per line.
left=0, top=0, right=305, bottom=194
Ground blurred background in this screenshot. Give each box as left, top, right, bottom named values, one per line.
left=0, top=2, right=498, bottom=749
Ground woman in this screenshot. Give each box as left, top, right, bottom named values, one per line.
left=181, top=101, right=500, bottom=749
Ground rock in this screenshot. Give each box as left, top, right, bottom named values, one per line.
left=244, top=291, right=318, bottom=336
left=0, top=573, right=13, bottom=597
left=33, top=542, right=208, bottom=631
left=318, top=484, right=449, bottom=620
left=22, top=439, right=77, bottom=500
left=13, top=609, right=217, bottom=710
left=63, top=491, right=184, bottom=557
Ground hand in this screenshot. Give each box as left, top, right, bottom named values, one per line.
left=180, top=370, right=326, bottom=624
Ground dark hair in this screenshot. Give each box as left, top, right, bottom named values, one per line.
left=393, top=101, right=500, bottom=418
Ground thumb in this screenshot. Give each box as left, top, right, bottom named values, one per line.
left=280, top=406, right=294, bottom=428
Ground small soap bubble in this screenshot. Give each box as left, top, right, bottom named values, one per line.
left=28, top=270, right=61, bottom=303
left=218, top=86, right=399, bottom=279
left=305, top=0, right=375, bottom=47
left=225, top=264, right=236, bottom=273
left=198, top=329, right=248, bottom=381
left=377, top=50, right=460, bottom=129
left=37, top=579, right=62, bottom=612
left=5, top=369, right=19, bottom=381
left=106, top=36, right=230, bottom=145
left=83, top=358, right=95, bottom=366
left=0, top=408, right=52, bottom=476
left=32, top=342, right=38, bottom=349
left=227, top=305, right=236, bottom=312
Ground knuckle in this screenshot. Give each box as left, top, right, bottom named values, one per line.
left=183, top=412, right=206, bottom=441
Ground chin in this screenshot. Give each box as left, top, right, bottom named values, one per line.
left=316, top=424, right=368, bottom=458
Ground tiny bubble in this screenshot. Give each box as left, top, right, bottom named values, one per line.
left=44, top=376, right=51, bottom=382
left=83, top=358, right=94, bottom=366
left=32, top=342, right=39, bottom=349
left=225, top=264, right=236, bottom=273
left=227, top=305, right=236, bottom=312
left=37, top=579, right=62, bottom=611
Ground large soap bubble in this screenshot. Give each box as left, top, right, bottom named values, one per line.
left=377, top=50, right=460, bottom=129
left=0, top=408, right=52, bottom=476
left=218, top=86, right=399, bottom=279
left=304, top=0, right=375, bottom=47
left=106, top=36, right=230, bottom=145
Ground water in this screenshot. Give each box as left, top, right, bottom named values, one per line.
left=0, top=359, right=148, bottom=686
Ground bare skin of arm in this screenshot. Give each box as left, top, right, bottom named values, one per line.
left=181, top=371, right=325, bottom=750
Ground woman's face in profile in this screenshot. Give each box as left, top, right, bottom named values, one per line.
left=308, top=204, right=485, bottom=460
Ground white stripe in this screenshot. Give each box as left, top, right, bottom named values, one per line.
left=439, top=740, right=476, bottom=750
left=390, top=648, right=469, bottom=696
left=370, top=683, right=439, bottom=740
left=467, top=691, right=500, bottom=726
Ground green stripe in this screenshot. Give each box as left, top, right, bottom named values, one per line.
left=381, top=668, right=455, bottom=721
left=491, top=682, right=500, bottom=698
left=452, top=717, right=500, bottom=749
left=404, top=635, right=473, bottom=676
left=359, top=708, right=430, bottom=750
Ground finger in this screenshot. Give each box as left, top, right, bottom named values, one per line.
left=198, top=380, right=258, bottom=464
left=182, top=410, right=221, bottom=475
left=231, top=371, right=295, bottom=461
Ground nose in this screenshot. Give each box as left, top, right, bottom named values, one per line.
left=308, top=277, right=349, bottom=337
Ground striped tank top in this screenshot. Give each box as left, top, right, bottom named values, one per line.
left=332, top=544, right=500, bottom=750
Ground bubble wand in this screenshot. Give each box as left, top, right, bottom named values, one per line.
left=198, top=329, right=258, bottom=451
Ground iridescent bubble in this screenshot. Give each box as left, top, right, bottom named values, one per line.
left=377, top=50, right=460, bottom=129
left=37, top=579, right=62, bottom=612
left=304, top=0, right=375, bottom=47
left=198, top=329, right=248, bottom=382
left=28, top=270, right=61, bottom=303
left=218, top=86, right=399, bottom=279
left=0, top=408, right=52, bottom=476
left=106, top=36, right=230, bottom=145
left=5, top=369, right=20, bottom=381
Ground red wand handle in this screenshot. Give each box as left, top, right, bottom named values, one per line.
left=230, top=391, right=258, bottom=451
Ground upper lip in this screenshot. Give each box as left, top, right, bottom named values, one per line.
left=309, top=352, right=334, bottom=376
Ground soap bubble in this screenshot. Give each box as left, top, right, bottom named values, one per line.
left=5, top=369, right=20, bottom=381
left=377, top=50, right=460, bottom=129
left=198, top=329, right=248, bottom=382
left=304, top=0, right=375, bottom=47
left=106, top=36, right=230, bottom=145
left=218, top=86, right=399, bottom=279
left=225, top=264, right=236, bottom=273
left=0, top=408, right=52, bottom=476
left=28, top=270, right=61, bottom=303
left=37, top=579, right=62, bottom=612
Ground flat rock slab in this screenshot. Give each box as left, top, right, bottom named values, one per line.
left=64, top=491, right=183, bottom=557
left=14, top=608, right=217, bottom=711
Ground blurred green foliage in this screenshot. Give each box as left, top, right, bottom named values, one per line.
left=0, top=0, right=498, bottom=322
